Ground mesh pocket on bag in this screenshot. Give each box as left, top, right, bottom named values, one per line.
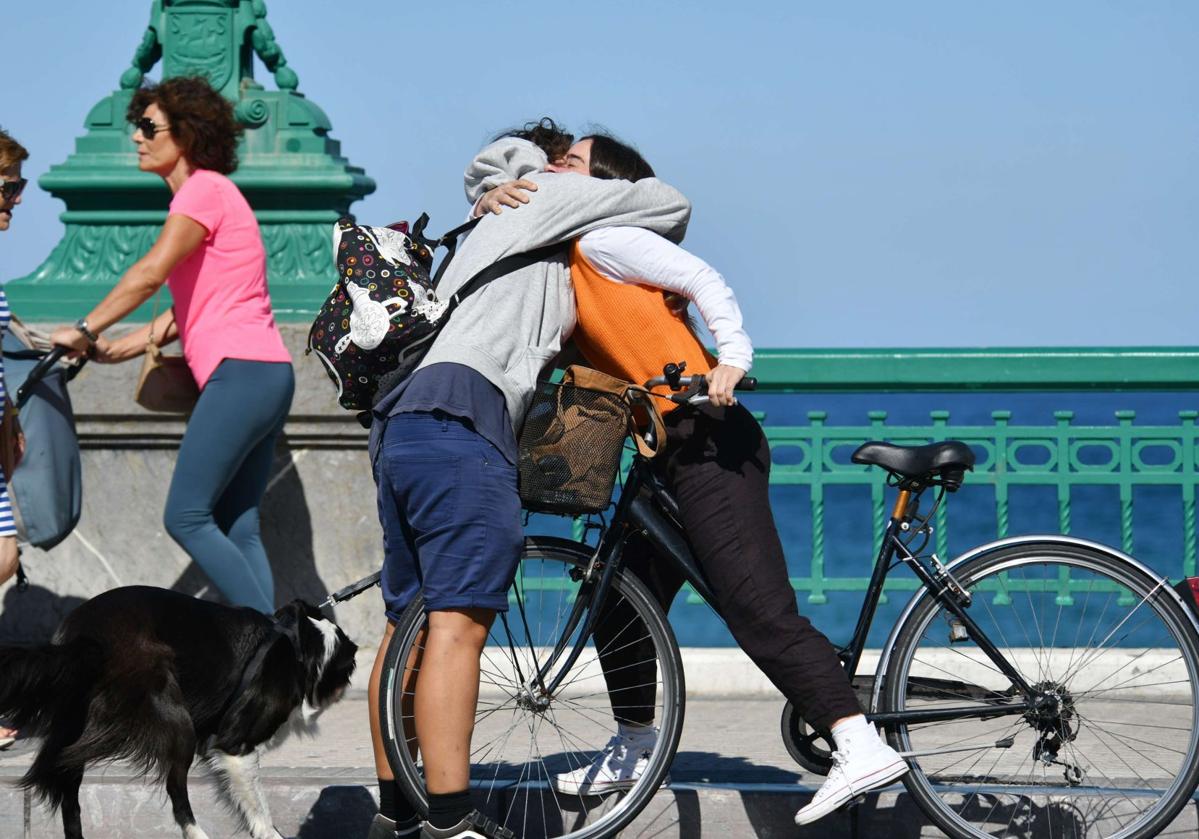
left=518, top=380, right=630, bottom=515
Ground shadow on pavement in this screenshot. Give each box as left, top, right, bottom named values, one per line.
left=294, top=784, right=376, bottom=839
left=0, top=583, right=85, bottom=644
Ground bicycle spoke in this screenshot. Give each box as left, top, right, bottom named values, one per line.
left=1059, top=581, right=1166, bottom=685
left=379, top=546, right=681, bottom=839
left=887, top=547, right=1199, bottom=839
left=1070, top=648, right=1179, bottom=696
left=1074, top=708, right=1185, bottom=777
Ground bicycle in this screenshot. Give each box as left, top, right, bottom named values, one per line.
left=363, top=366, right=1199, bottom=839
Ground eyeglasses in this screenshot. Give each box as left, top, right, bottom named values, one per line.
left=134, top=117, right=172, bottom=139
left=0, top=178, right=27, bottom=202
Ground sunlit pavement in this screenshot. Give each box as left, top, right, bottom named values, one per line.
left=1, top=696, right=1195, bottom=837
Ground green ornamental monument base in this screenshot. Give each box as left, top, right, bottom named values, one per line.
left=8, top=0, right=374, bottom=321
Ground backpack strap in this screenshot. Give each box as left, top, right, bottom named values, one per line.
left=430, top=217, right=485, bottom=287
left=437, top=242, right=563, bottom=320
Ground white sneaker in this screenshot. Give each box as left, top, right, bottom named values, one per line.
left=554, top=731, right=662, bottom=795
left=794, top=736, right=908, bottom=825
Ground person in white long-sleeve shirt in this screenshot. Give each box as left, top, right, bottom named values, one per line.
left=473, top=129, right=908, bottom=826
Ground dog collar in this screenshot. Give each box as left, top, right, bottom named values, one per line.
left=212, top=622, right=302, bottom=734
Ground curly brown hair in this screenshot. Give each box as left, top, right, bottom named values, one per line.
left=0, top=127, right=29, bottom=172
left=126, top=76, right=243, bottom=174
left=495, top=118, right=574, bottom=163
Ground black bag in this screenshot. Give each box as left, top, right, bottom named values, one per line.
left=308, top=215, right=554, bottom=412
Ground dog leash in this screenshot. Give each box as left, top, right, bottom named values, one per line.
left=318, top=570, right=382, bottom=610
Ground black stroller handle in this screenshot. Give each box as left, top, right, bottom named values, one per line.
left=15, top=346, right=74, bottom=410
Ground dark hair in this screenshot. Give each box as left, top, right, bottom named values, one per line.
left=495, top=117, right=574, bottom=163
left=582, top=133, right=655, bottom=182
left=582, top=134, right=694, bottom=321
left=126, top=76, right=243, bottom=174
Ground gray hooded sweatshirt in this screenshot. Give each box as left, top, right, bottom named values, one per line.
left=372, top=138, right=691, bottom=441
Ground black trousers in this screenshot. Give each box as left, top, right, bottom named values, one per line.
left=593, top=402, right=862, bottom=732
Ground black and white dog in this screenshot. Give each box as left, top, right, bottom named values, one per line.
left=0, top=585, right=358, bottom=839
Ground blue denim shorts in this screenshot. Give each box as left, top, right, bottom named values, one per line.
left=375, top=411, right=522, bottom=620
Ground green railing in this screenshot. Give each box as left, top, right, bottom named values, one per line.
left=765, top=408, right=1198, bottom=605
left=652, top=348, right=1199, bottom=612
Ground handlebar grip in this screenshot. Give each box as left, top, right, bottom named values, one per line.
left=15, top=346, right=70, bottom=409
left=736, top=377, right=758, bottom=391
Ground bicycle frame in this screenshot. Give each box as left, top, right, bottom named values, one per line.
left=527, top=454, right=1049, bottom=726
left=834, top=488, right=1049, bottom=726
left=523, top=454, right=718, bottom=699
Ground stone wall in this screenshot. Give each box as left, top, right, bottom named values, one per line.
left=0, top=324, right=388, bottom=648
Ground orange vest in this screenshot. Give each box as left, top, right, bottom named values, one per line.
left=570, top=241, right=716, bottom=411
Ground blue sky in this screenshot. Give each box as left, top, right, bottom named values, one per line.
left=1, top=1, right=1195, bottom=348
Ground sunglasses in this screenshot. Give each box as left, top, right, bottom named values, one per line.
left=135, top=117, right=172, bottom=139
left=0, top=178, right=27, bottom=202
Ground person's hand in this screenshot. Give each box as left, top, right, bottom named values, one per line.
left=0, top=535, right=18, bottom=587
left=705, top=364, right=746, bottom=408
left=478, top=179, right=538, bottom=216
left=49, top=325, right=92, bottom=359
left=92, top=336, right=118, bottom=364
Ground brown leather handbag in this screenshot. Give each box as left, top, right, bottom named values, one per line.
left=134, top=295, right=199, bottom=414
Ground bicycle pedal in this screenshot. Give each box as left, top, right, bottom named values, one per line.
left=840, top=794, right=867, bottom=811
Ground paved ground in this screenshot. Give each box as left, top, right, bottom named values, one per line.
left=2, top=695, right=1196, bottom=838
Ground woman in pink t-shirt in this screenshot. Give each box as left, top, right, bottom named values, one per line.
left=51, top=77, right=293, bottom=615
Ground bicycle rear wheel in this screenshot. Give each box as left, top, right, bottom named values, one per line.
left=379, top=536, right=685, bottom=839
left=883, top=540, right=1199, bottom=839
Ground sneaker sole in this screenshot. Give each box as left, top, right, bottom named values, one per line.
left=793, top=760, right=909, bottom=825
left=554, top=774, right=671, bottom=797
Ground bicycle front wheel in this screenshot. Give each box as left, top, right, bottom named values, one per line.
left=378, top=536, right=685, bottom=839
left=883, top=540, right=1199, bottom=839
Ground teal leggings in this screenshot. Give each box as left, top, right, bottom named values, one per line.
left=163, top=359, right=294, bottom=613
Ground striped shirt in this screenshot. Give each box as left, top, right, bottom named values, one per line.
left=0, top=287, right=16, bottom=537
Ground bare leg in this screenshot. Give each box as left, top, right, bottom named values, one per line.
left=415, top=607, right=493, bottom=794
left=369, top=620, right=426, bottom=780
left=0, top=535, right=18, bottom=587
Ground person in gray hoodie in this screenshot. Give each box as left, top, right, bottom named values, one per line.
left=364, top=135, right=690, bottom=839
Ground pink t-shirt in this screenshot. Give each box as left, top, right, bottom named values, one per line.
left=167, top=170, right=291, bottom=388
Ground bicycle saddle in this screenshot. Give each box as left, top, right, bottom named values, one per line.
left=851, top=440, right=976, bottom=490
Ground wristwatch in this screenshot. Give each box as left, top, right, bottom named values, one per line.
left=73, top=317, right=98, bottom=344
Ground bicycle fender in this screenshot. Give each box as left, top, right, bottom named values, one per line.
left=869, top=533, right=1199, bottom=714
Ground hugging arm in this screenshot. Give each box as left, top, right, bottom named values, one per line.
left=439, top=166, right=692, bottom=295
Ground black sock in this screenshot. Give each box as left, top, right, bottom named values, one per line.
left=378, top=778, right=421, bottom=826
left=378, top=778, right=398, bottom=821
left=426, top=789, right=472, bottom=830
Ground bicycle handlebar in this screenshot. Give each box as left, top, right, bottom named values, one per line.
left=642, top=373, right=758, bottom=405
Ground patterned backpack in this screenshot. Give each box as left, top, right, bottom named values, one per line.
left=307, top=215, right=555, bottom=413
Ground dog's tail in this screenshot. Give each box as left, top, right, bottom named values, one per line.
left=0, top=639, right=103, bottom=738
left=0, top=639, right=106, bottom=809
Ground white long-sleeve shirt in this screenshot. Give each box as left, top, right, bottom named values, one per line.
left=575, top=226, right=754, bottom=372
